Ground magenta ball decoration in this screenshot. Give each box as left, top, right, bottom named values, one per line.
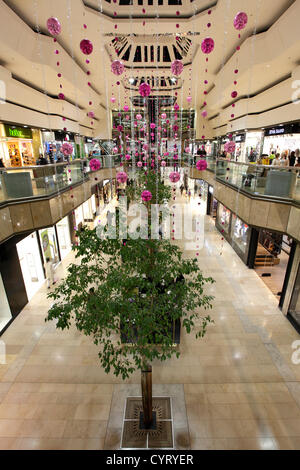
left=224, top=141, right=236, bottom=153
left=169, top=172, right=181, bottom=184
left=161, top=161, right=167, bottom=167
left=139, top=82, right=151, bottom=97
left=231, top=91, right=238, bottom=98
left=47, top=17, right=61, bottom=36
left=80, top=39, right=93, bottom=55
left=89, top=158, right=101, bottom=171
left=61, top=142, right=73, bottom=156
left=116, top=171, right=128, bottom=183
left=171, top=60, right=184, bottom=76
left=201, top=37, right=215, bottom=54
left=141, top=190, right=152, bottom=202
left=136, top=114, right=142, bottom=121
left=161, top=113, right=167, bottom=120
left=111, top=60, right=125, bottom=76
left=88, top=111, right=95, bottom=118
left=137, top=161, right=143, bottom=168
left=196, top=160, right=208, bottom=171
left=234, top=12, right=248, bottom=31
left=125, top=154, right=131, bottom=161
left=201, top=111, right=208, bottom=118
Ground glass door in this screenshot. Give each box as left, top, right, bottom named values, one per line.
left=16, top=233, right=45, bottom=301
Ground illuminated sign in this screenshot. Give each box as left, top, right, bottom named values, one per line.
left=4, top=124, right=32, bottom=140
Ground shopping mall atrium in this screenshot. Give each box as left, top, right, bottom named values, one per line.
left=0, top=0, right=300, bottom=454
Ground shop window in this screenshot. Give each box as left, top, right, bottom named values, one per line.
left=217, top=203, right=231, bottom=234
left=231, top=215, right=250, bottom=255
left=17, top=233, right=45, bottom=301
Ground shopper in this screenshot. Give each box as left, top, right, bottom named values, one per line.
left=0, top=158, right=5, bottom=168
left=38, top=154, right=48, bottom=165
left=295, top=157, right=300, bottom=168
left=44, top=257, right=55, bottom=289
left=280, top=152, right=289, bottom=167
left=272, top=153, right=281, bottom=166
left=288, top=151, right=296, bottom=167
left=180, top=184, right=184, bottom=196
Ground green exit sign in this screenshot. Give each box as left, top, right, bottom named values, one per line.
left=4, top=124, right=33, bottom=140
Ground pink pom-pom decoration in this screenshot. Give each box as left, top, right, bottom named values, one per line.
left=171, top=60, right=183, bottom=76
left=224, top=141, right=236, bottom=153
left=201, top=37, right=215, bottom=54
left=80, top=39, right=93, bottom=55
left=150, top=123, right=156, bottom=129
left=88, top=111, right=95, bottom=118
left=169, top=172, right=181, bottom=183
left=47, top=17, right=61, bottom=36
left=61, top=142, right=73, bottom=156
left=161, top=113, right=167, bottom=120
left=116, top=171, right=128, bottom=183
left=139, top=82, right=151, bottom=97
left=161, top=161, right=166, bottom=167
left=137, top=161, right=143, bottom=168
left=113, top=146, right=119, bottom=154
left=196, top=160, right=208, bottom=171
left=123, top=105, right=129, bottom=112
left=141, top=190, right=152, bottom=202
left=111, top=60, right=125, bottom=76
left=89, top=158, right=101, bottom=171
left=125, top=154, right=131, bottom=161
left=234, top=12, right=248, bottom=31
left=136, top=114, right=142, bottom=121
left=201, top=111, right=208, bottom=118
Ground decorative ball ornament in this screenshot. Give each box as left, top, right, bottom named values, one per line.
left=171, top=60, right=184, bottom=76
left=111, top=60, right=125, bottom=76
left=80, top=39, right=93, bottom=55
left=141, top=190, right=152, bottom=202
left=224, top=141, right=236, bottom=153
left=150, top=123, right=156, bottom=129
left=136, top=114, right=142, bottom=121
left=47, top=17, right=61, bottom=36
left=137, top=161, right=143, bottom=168
left=201, top=111, right=208, bottom=118
left=58, top=93, right=65, bottom=100
left=89, top=158, right=101, bottom=171
left=110, top=96, right=116, bottom=103
left=234, top=12, right=248, bottom=30
left=161, top=113, right=167, bottom=120
left=196, top=160, right=208, bottom=171
left=88, top=111, right=95, bottom=118
left=187, top=96, right=192, bottom=103
left=169, top=172, right=181, bottom=184
left=231, top=91, right=238, bottom=98
left=139, top=82, right=151, bottom=97
left=123, top=105, right=129, bottom=112
left=161, top=161, right=167, bottom=167
left=61, top=142, right=73, bottom=156
left=201, top=37, right=215, bottom=54
left=125, top=154, right=131, bottom=161
left=116, top=171, right=128, bottom=183
left=113, top=146, right=119, bottom=154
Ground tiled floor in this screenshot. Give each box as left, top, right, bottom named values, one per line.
left=0, top=195, right=300, bottom=450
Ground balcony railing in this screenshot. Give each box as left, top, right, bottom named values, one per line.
left=0, top=156, right=120, bottom=205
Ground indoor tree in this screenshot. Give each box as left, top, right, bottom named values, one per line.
left=46, top=168, right=214, bottom=429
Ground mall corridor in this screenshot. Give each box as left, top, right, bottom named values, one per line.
left=0, top=206, right=300, bottom=450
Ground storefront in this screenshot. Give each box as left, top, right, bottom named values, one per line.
left=263, top=124, right=300, bottom=157
left=244, top=131, right=264, bottom=162
left=16, top=232, right=45, bottom=301
left=233, top=133, right=246, bottom=162
left=42, top=130, right=78, bottom=161
left=0, top=124, right=42, bottom=167
left=288, top=263, right=300, bottom=332
left=253, top=229, right=293, bottom=301
left=206, top=185, right=217, bottom=218
left=216, top=202, right=252, bottom=264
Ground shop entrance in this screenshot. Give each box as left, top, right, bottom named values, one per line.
left=254, top=229, right=292, bottom=299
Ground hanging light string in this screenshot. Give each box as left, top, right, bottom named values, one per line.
left=33, top=0, right=65, bottom=224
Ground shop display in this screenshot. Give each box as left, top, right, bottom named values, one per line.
left=39, top=227, right=59, bottom=267
left=217, top=203, right=231, bottom=234
left=56, top=217, right=72, bottom=260
left=231, top=214, right=250, bottom=254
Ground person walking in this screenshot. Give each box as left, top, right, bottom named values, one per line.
left=280, top=152, right=289, bottom=167
left=272, top=153, right=281, bottom=166
left=44, top=257, right=55, bottom=289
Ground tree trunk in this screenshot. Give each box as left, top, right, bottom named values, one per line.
left=141, top=364, right=153, bottom=428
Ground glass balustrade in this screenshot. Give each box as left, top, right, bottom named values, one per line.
left=0, top=156, right=119, bottom=204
